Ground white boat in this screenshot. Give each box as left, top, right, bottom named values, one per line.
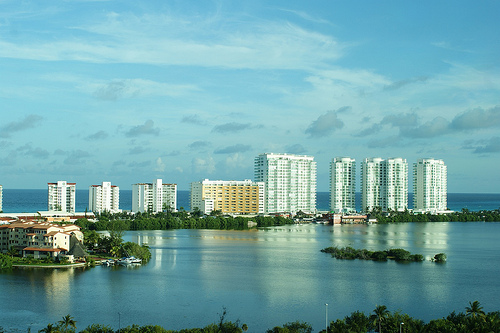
left=117, top=256, right=142, bottom=265
left=101, top=259, right=115, bottom=266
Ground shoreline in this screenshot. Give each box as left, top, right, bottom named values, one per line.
left=12, top=263, right=87, bottom=269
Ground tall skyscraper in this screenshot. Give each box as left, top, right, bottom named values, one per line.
left=383, top=158, right=408, bottom=212
left=361, top=158, right=384, bottom=213
left=190, top=179, right=264, bottom=215
left=361, top=158, right=408, bottom=213
left=132, top=179, right=177, bottom=213
left=0, top=184, right=2, bottom=212
left=255, top=153, right=317, bottom=214
left=330, top=157, right=356, bottom=213
left=413, top=158, right=447, bottom=212
left=89, top=182, right=120, bottom=213
left=48, top=181, right=76, bottom=213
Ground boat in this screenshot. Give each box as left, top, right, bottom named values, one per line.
left=101, top=259, right=115, bottom=266
left=117, top=256, right=142, bottom=265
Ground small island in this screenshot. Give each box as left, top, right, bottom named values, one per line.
left=321, top=246, right=446, bottom=262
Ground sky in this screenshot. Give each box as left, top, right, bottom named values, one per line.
left=0, top=0, right=499, bottom=192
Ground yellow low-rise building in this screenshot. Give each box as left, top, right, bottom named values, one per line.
left=190, top=179, right=265, bottom=215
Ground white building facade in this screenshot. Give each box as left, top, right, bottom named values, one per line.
left=89, top=182, right=121, bottom=214
left=132, top=179, right=177, bottom=213
left=361, top=158, right=408, bottom=213
left=361, top=158, right=384, bottom=213
left=255, top=153, right=317, bottom=215
left=0, top=185, right=2, bottom=212
left=330, top=157, right=356, bottom=213
left=382, top=158, right=408, bottom=212
left=48, top=181, right=76, bottom=213
left=190, top=179, right=265, bottom=215
left=413, top=158, right=447, bottom=213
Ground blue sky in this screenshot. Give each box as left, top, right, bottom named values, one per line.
left=0, top=0, right=499, bottom=192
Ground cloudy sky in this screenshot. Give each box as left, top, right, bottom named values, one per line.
left=1, top=0, right=499, bottom=192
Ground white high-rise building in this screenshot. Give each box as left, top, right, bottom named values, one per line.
left=132, top=179, right=177, bottom=213
left=413, top=158, right=447, bottom=212
left=190, top=179, right=265, bottom=215
left=89, top=182, right=121, bottom=213
left=361, top=158, right=408, bottom=213
left=255, top=153, right=317, bottom=214
left=330, top=157, right=356, bottom=213
left=48, top=181, right=76, bottom=213
left=361, top=158, right=384, bottom=213
left=0, top=185, right=3, bottom=212
left=382, top=158, right=408, bottom=212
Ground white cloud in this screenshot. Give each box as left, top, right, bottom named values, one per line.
left=91, top=79, right=199, bottom=100
left=0, top=11, right=346, bottom=70
left=192, top=156, right=215, bottom=174
left=155, top=157, right=165, bottom=172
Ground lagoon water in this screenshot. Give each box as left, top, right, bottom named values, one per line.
left=2, top=222, right=500, bottom=332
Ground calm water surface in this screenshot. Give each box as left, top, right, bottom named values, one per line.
left=1, top=223, right=499, bottom=332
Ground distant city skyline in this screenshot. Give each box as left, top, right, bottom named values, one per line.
left=1, top=1, right=499, bottom=193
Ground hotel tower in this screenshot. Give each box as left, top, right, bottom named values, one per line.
left=413, top=158, right=447, bottom=212
left=89, top=182, right=120, bottom=214
left=361, top=158, right=408, bottom=213
left=255, top=153, right=317, bottom=214
left=132, top=179, right=177, bottom=213
left=330, top=157, right=356, bottom=213
left=48, top=181, right=76, bottom=213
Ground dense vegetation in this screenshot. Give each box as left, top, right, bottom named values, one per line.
left=82, top=224, right=151, bottom=261
left=2, top=301, right=497, bottom=333
left=75, top=211, right=293, bottom=232
left=0, top=253, right=13, bottom=270
left=320, top=246, right=432, bottom=262
left=369, top=208, right=500, bottom=223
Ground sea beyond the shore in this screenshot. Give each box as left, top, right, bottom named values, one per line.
left=1, top=189, right=499, bottom=213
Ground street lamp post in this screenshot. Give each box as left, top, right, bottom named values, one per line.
left=325, top=303, right=328, bottom=333
left=118, top=312, right=121, bottom=333
left=400, top=322, right=404, bottom=333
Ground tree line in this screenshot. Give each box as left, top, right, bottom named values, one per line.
left=369, top=208, right=500, bottom=223
left=3, top=301, right=498, bottom=333
left=75, top=211, right=293, bottom=232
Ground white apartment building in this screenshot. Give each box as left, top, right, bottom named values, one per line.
left=361, top=158, right=408, bottom=213
left=255, top=153, right=317, bottom=215
left=132, top=179, right=177, bottom=213
left=0, top=185, right=2, bottom=212
left=190, top=179, right=265, bottom=215
left=383, top=158, right=408, bottom=212
left=89, top=182, right=121, bottom=214
left=361, top=158, right=384, bottom=213
left=330, top=157, right=356, bottom=213
left=413, top=158, right=447, bottom=213
left=48, top=181, right=76, bottom=213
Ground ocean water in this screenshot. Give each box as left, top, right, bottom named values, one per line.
left=1, top=189, right=499, bottom=213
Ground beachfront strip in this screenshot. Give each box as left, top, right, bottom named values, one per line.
left=0, top=153, right=447, bottom=216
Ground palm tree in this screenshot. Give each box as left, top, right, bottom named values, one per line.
left=466, top=300, right=485, bottom=319
left=58, top=314, right=77, bottom=333
left=371, top=305, right=390, bottom=333
left=39, top=323, right=59, bottom=333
